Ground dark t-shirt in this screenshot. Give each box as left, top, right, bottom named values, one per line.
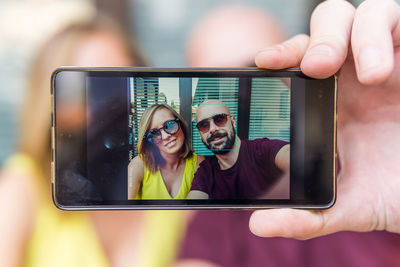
left=178, top=210, right=400, bottom=267
left=190, top=138, right=288, bottom=199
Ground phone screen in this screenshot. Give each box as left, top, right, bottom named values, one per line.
left=52, top=68, right=336, bottom=209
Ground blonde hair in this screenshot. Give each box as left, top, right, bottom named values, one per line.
left=18, top=15, right=146, bottom=178
left=137, top=104, right=192, bottom=173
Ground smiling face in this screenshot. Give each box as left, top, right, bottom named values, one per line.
left=196, top=100, right=237, bottom=154
left=149, top=107, right=185, bottom=157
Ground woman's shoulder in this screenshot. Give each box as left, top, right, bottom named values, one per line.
left=0, top=157, right=38, bottom=214
left=128, top=155, right=146, bottom=178
left=0, top=154, right=39, bottom=264
left=1, top=154, right=40, bottom=203
left=129, top=155, right=144, bottom=168
left=196, top=153, right=205, bottom=163
left=190, top=152, right=205, bottom=171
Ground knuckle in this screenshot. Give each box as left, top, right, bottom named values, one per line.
left=357, top=0, right=399, bottom=16
left=280, top=36, right=308, bottom=59
left=354, top=0, right=400, bottom=39
left=309, top=34, right=348, bottom=54
left=313, top=0, right=355, bottom=19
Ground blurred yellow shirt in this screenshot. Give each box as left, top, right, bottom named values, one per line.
left=4, top=154, right=186, bottom=267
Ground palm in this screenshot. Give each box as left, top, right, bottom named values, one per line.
left=333, top=49, right=400, bottom=233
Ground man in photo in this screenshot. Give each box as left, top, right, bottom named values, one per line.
left=187, top=99, right=290, bottom=199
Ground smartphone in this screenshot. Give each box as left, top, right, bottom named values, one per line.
left=51, top=67, right=337, bottom=210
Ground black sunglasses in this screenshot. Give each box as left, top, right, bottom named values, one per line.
left=145, top=118, right=180, bottom=144
left=196, top=113, right=230, bottom=133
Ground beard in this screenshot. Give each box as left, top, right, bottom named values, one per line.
left=203, top=124, right=236, bottom=155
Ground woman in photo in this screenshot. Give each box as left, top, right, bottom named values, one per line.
left=128, top=103, right=204, bottom=199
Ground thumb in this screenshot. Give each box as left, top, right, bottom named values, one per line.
left=249, top=208, right=329, bottom=240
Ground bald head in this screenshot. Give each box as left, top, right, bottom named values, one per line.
left=196, top=99, right=231, bottom=123
left=73, top=30, right=134, bottom=67
left=186, top=4, right=285, bottom=67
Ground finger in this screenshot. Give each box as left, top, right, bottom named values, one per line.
left=300, top=0, right=355, bottom=78
left=249, top=175, right=352, bottom=240
left=255, top=34, right=309, bottom=69
left=249, top=209, right=330, bottom=240
left=249, top=177, right=379, bottom=240
left=351, top=0, right=400, bottom=85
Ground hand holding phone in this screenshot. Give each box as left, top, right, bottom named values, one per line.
left=250, top=0, right=400, bottom=240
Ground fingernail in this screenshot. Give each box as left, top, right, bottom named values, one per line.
left=357, top=46, right=383, bottom=73
left=305, top=44, right=334, bottom=57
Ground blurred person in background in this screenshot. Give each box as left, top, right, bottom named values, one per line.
left=175, top=3, right=400, bottom=267
left=185, top=4, right=284, bottom=68
left=0, top=16, right=185, bottom=267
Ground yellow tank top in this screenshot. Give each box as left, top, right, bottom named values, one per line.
left=138, top=153, right=197, bottom=199
left=3, top=154, right=187, bottom=267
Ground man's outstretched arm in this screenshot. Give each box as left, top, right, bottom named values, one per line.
left=275, top=144, right=290, bottom=172
left=187, top=190, right=209, bottom=199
